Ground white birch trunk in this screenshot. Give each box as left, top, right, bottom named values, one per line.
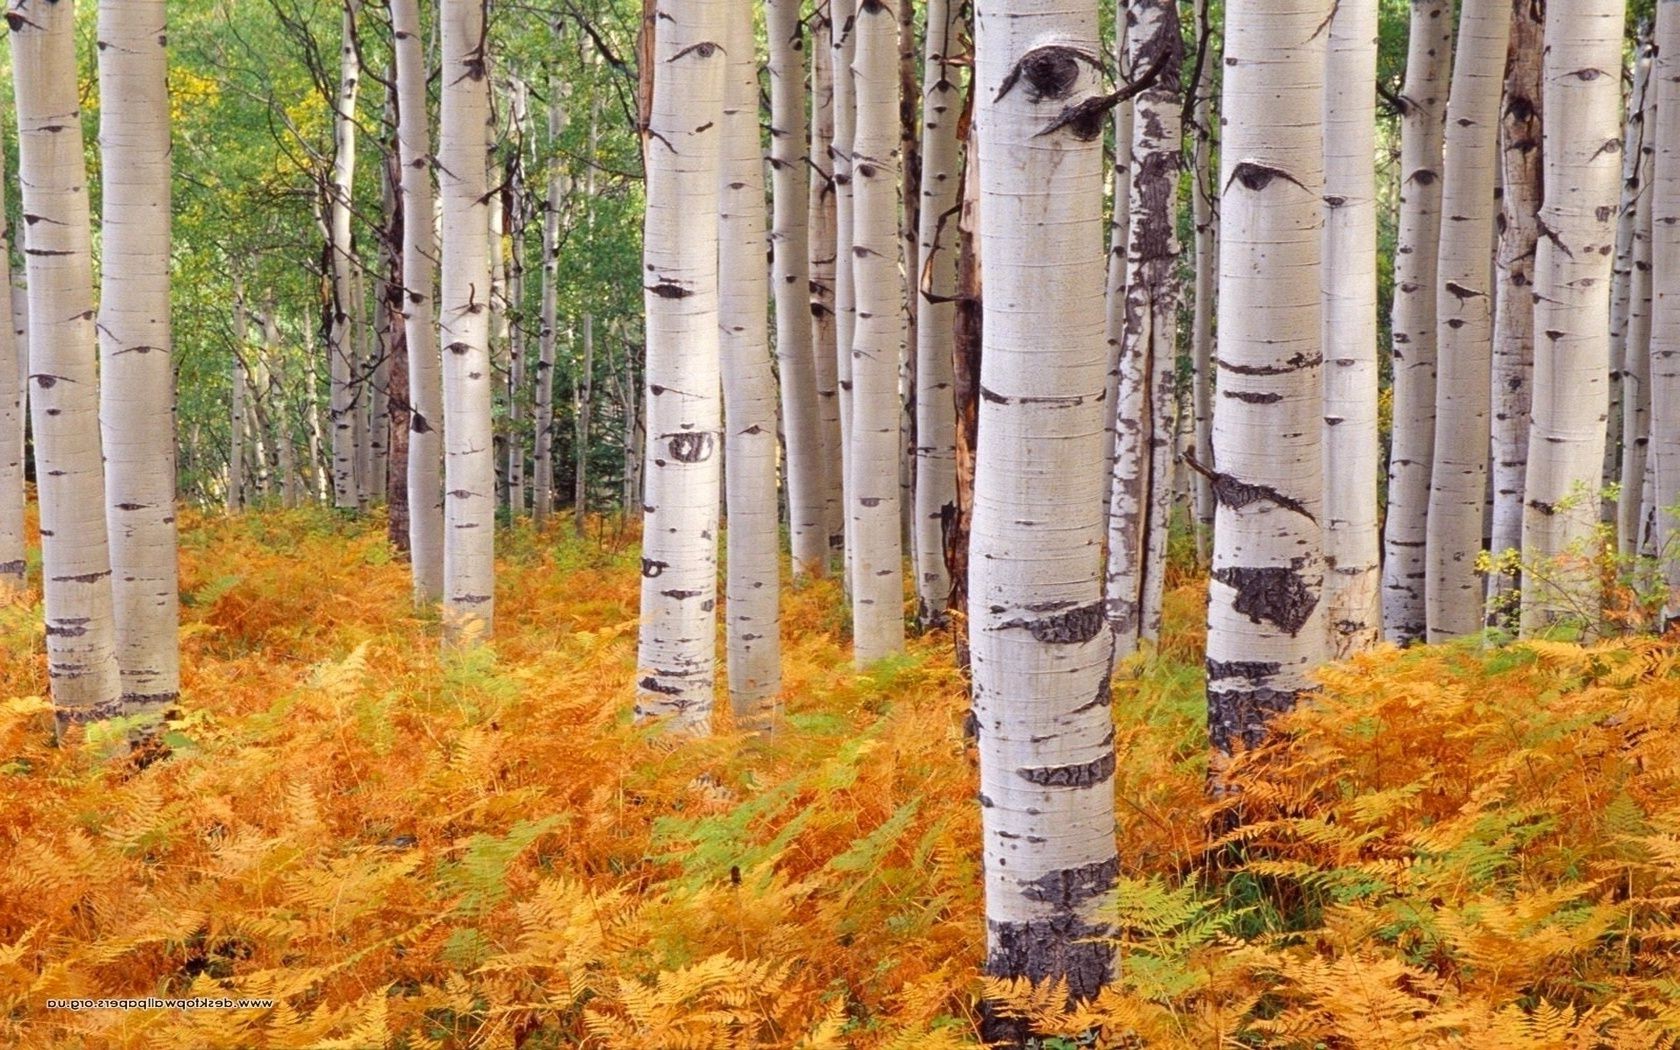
left=231, top=291, right=249, bottom=512
left=971, top=0, right=1118, bottom=1017
left=1648, top=0, right=1680, bottom=622
left=635, top=0, right=726, bottom=728
left=1620, top=47, right=1657, bottom=556
left=1321, top=0, right=1380, bottom=656
left=1207, top=0, right=1329, bottom=754
left=849, top=0, right=907, bottom=664
left=1381, top=0, right=1452, bottom=643
left=533, top=81, right=565, bottom=528
left=912, top=0, right=961, bottom=622
left=809, top=17, right=845, bottom=567
left=1188, top=0, right=1217, bottom=564
left=10, top=0, right=123, bottom=723
left=488, top=162, right=510, bottom=511
left=1486, top=0, right=1544, bottom=616
left=1424, top=0, right=1509, bottom=640
left=329, top=4, right=361, bottom=509
left=0, top=135, right=21, bottom=591
left=1519, top=0, right=1624, bottom=631
left=440, top=0, right=496, bottom=643
left=574, top=316, right=593, bottom=530
left=719, top=2, right=782, bottom=718
left=832, top=0, right=859, bottom=589
left=1100, top=5, right=1132, bottom=550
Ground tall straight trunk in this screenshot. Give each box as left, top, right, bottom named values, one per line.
left=1188, top=0, right=1217, bottom=565
left=768, top=0, right=827, bottom=577
left=971, top=0, right=1117, bottom=1026
left=393, top=0, right=444, bottom=601
left=1520, top=0, right=1623, bottom=631
left=329, top=4, right=361, bottom=509
left=719, top=1, right=783, bottom=717
left=947, top=129, right=982, bottom=669
left=505, top=86, right=530, bottom=519
left=832, top=0, right=859, bottom=588
left=809, top=19, right=845, bottom=566
left=99, top=0, right=179, bottom=712
left=10, top=0, right=122, bottom=723
left=382, top=139, right=411, bottom=547
left=574, top=316, right=594, bottom=530
left=487, top=161, right=510, bottom=511
left=1648, top=0, right=1680, bottom=624
left=440, top=0, right=496, bottom=643
left=1618, top=41, right=1656, bottom=555
left=533, top=78, right=565, bottom=529
left=1424, top=0, right=1511, bottom=640
left=849, top=0, right=907, bottom=664
left=1100, top=7, right=1133, bottom=546
left=1607, top=48, right=1652, bottom=499
left=265, top=298, right=302, bottom=510
left=1321, top=0, right=1380, bottom=656
left=636, top=0, right=726, bottom=728
left=896, top=0, right=918, bottom=560
left=231, top=291, right=249, bottom=512
left=912, top=0, right=961, bottom=623
left=352, top=265, right=374, bottom=510
left=1106, top=0, right=1183, bottom=658
left=0, top=141, right=22, bottom=591
left=1382, top=0, right=1453, bottom=643
left=1486, top=0, right=1544, bottom=617
left=1208, top=0, right=1328, bottom=754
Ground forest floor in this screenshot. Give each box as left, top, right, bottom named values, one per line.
left=3, top=509, right=1680, bottom=1048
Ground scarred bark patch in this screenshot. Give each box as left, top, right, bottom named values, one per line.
left=995, top=600, right=1103, bottom=644
left=1213, top=564, right=1319, bottom=634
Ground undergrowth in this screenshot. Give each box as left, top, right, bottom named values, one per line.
left=0, top=508, right=1678, bottom=1047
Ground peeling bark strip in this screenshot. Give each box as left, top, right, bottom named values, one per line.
left=99, top=0, right=180, bottom=717
left=1521, top=0, right=1621, bottom=631
left=972, top=0, right=1118, bottom=1033
left=11, top=0, right=123, bottom=720
left=439, top=0, right=496, bottom=644
left=1206, top=0, right=1328, bottom=759
left=636, top=0, right=725, bottom=731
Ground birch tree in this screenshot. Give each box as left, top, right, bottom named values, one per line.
left=392, top=0, right=444, bottom=603
left=98, top=0, right=180, bottom=714
left=970, top=0, right=1118, bottom=1024
left=912, top=0, right=962, bottom=622
left=635, top=0, right=726, bottom=728
left=1322, top=0, right=1379, bottom=655
left=809, top=13, right=845, bottom=566
left=328, top=3, right=361, bottom=509
left=849, top=0, right=906, bottom=664
left=0, top=136, right=21, bottom=592
left=1188, top=0, right=1217, bottom=561
left=1619, top=45, right=1656, bottom=556
left=767, top=0, right=826, bottom=578
left=1207, top=0, right=1328, bottom=755
left=1382, top=0, right=1452, bottom=643
left=719, top=0, right=782, bottom=717
left=1520, top=0, right=1624, bottom=630
left=1424, top=0, right=1510, bottom=640
left=831, top=0, right=859, bottom=585
left=533, top=80, right=566, bottom=528
left=9, top=0, right=123, bottom=722
left=439, top=0, right=496, bottom=643
left=1487, top=0, right=1544, bottom=614
left=1647, top=0, right=1680, bottom=623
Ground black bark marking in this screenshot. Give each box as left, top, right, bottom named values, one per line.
left=995, top=600, right=1103, bottom=644
left=641, top=557, right=669, bottom=577
left=646, top=279, right=692, bottom=299
left=1015, top=747, right=1116, bottom=788
left=1228, top=160, right=1309, bottom=195
left=638, top=676, right=682, bottom=695
left=1207, top=685, right=1303, bottom=753
left=667, top=432, right=714, bottom=463
left=1213, top=565, right=1319, bottom=635
left=1206, top=658, right=1282, bottom=683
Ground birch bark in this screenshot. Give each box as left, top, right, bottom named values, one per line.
left=329, top=4, right=361, bottom=509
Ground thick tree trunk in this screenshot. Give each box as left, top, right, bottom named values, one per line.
left=1106, top=0, right=1184, bottom=659
left=1423, top=0, right=1510, bottom=640
left=10, top=0, right=123, bottom=725
left=635, top=0, right=726, bottom=728
left=1648, top=0, right=1680, bottom=623
left=912, top=0, right=962, bottom=624
left=329, top=4, right=361, bottom=509
left=393, top=0, right=444, bottom=602
left=1322, top=0, right=1380, bottom=656
left=971, top=0, right=1118, bottom=1031
left=1486, top=0, right=1544, bottom=618
left=718, top=1, right=782, bottom=719
left=768, top=0, right=827, bottom=578
left=439, top=0, right=497, bottom=644
left=1207, top=0, right=1328, bottom=755
left=849, top=0, right=907, bottom=665
left=1519, top=0, right=1623, bottom=631
left=808, top=15, right=845, bottom=569
left=1619, top=43, right=1657, bottom=557
left=1381, top=0, right=1453, bottom=644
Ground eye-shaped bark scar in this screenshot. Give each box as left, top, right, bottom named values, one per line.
left=1226, top=160, right=1311, bottom=194
left=995, top=45, right=1100, bottom=105
left=667, top=432, right=714, bottom=463
left=670, top=41, right=723, bottom=63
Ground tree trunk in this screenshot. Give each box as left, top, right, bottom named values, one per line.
left=1619, top=40, right=1657, bottom=557
left=1520, top=0, right=1622, bottom=632
left=809, top=17, right=846, bottom=570
left=1188, top=0, right=1217, bottom=566
left=832, top=0, right=859, bottom=589
left=719, top=0, right=783, bottom=719
left=1102, top=1, right=1133, bottom=553
left=1207, top=0, right=1329, bottom=755
left=505, top=86, right=530, bottom=519
left=912, top=0, right=962, bottom=625
left=1424, top=0, right=1510, bottom=641
left=231, top=291, right=249, bottom=512
left=768, top=0, right=827, bottom=578
left=1321, top=0, right=1380, bottom=656
left=534, top=77, right=566, bottom=529
left=1486, top=0, right=1544, bottom=619
left=328, top=3, right=361, bottom=509
left=947, top=124, right=981, bottom=673
left=0, top=181, right=18, bottom=591
left=265, top=297, right=302, bottom=510
left=1606, top=46, right=1651, bottom=505
left=971, top=0, right=1118, bottom=1030
left=636, top=0, right=726, bottom=728
left=1106, top=0, right=1183, bottom=659
left=392, top=0, right=444, bottom=601
left=440, top=0, right=497, bottom=644
left=382, top=139, right=411, bottom=549
left=11, top=0, right=123, bottom=725
left=1381, top=0, right=1452, bottom=644
left=1648, top=0, right=1680, bottom=624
